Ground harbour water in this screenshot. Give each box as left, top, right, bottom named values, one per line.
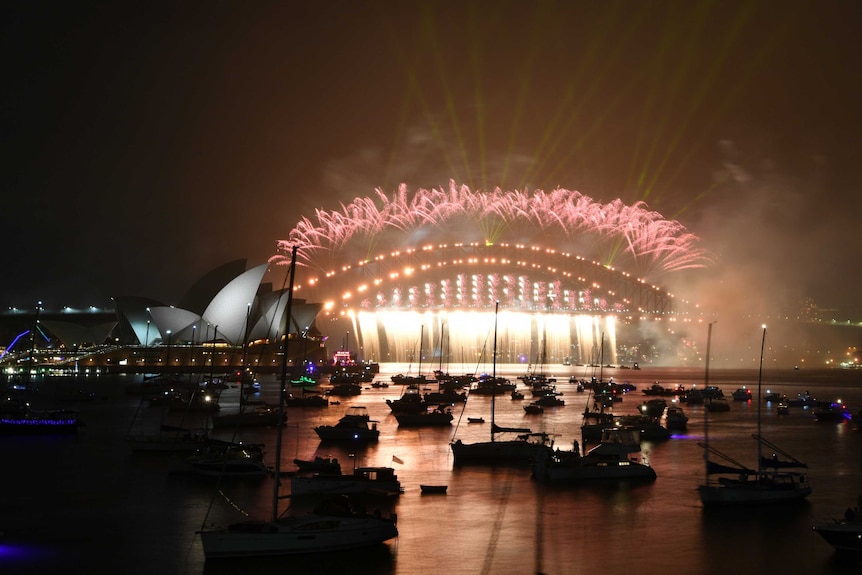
left=2, top=365, right=862, bottom=574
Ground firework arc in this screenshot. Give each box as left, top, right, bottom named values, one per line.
left=272, top=181, right=709, bottom=279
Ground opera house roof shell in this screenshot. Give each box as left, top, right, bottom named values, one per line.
left=1, top=259, right=321, bottom=351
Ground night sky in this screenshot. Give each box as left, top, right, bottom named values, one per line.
left=2, top=1, right=861, bottom=328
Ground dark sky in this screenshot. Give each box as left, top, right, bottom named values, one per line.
left=2, top=0, right=861, bottom=324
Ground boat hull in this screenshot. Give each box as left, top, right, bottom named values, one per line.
left=314, top=428, right=379, bottom=442
left=200, top=517, right=398, bottom=558
left=698, top=482, right=811, bottom=506
left=542, top=462, right=656, bottom=482
left=0, top=412, right=79, bottom=434
left=813, top=521, right=862, bottom=553
left=450, top=439, right=551, bottom=466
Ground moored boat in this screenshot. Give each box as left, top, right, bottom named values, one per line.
left=290, top=466, right=402, bottom=497
left=534, top=426, right=656, bottom=483
left=394, top=405, right=454, bottom=427
left=814, top=503, right=862, bottom=553
left=314, top=406, right=380, bottom=442
left=293, top=456, right=342, bottom=475
left=0, top=398, right=79, bottom=435
left=419, top=484, right=448, bottom=494
left=200, top=495, right=397, bottom=558
left=698, top=325, right=811, bottom=507
left=186, top=440, right=270, bottom=478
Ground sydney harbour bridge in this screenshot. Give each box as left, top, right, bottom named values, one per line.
left=294, top=240, right=686, bottom=368
left=276, top=184, right=707, bottom=368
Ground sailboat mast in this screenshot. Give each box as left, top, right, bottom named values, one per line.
left=756, top=324, right=766, bottom=475
left=239, top=303, right=252, bottom=412
left=272, top=246, right=298, bottom=523
left=418, top=324, right=423, bottom=376
left=490, top=301, right=499, bottom=442
left=599, top=332, right=604, bottom=383
left=703, top=321, right=715, bottom=486
left=439, top=320, right=444, bottom=373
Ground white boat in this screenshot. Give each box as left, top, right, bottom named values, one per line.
left=534, top=426, right=656, bottom=483
left=198, top=248, right=398, bottom=558
left=290, top=466, right=402, bottom=497
left=698, top=325, right=811, bottom=506
left=450, top=302, right=554, bottom=466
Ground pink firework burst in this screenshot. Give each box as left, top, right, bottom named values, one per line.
left=272, top=180, right=710, bottom=279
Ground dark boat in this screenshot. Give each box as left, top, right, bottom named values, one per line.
left=394, top=406, right=454, bottom=427
left=314, top=406, right=380, bottom=442
left=293, top=456, right=342, bottom=474
left=420, top=484, right=448, bottom=494
left=0, top=398, right=79, bottom=435
left=814, top=504, right=862, bottom=553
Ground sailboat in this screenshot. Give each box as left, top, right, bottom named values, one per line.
left=198, top=247, right=398, bottom=558
left=450, top=302, right=554, bottom=466
left=390, top=325, right=431, bottom=388
left=698, top=324, right=811, bottom=506
left=211, top=308, right=285, bottom=429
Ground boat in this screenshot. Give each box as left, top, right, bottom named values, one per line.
left=786, top=391, right=821, bottom=408
left=813, top=500, right=862, bottom=553
left=200, top=494, right=398, bottom=558
left=126, top=423, right=206, bottom=452
left=704, top=397, right=731, bottom=412
left=198, top=247, right=398, bottom=558
left=290, top=466, right=402, bottom=497
left=283, top=391, right=329, bottom=408
left=293, top=456, right=342, bottom=475
left=813, top=400, right=851, bottom=422
left=164, top=389, right=220, bottom=413
left=613, top=415, right=671, bottom=442
left=314, top=406, right=380, bottom=442
left=211, top=403, right=285, bottom=428
left=467, top=417, right=485, bottom=423
left=0, top=397, right=80, bottom=435
left=642, top=383, right=677, bottom=397
left=639, top=398, right=667, bottom=419
left=326, top=382, right=363, bottom=396
left=524, top=402, right=544, bottom=414
left=698, top=324, right=811, bottom=506
left=469, top=374, right=516, bottom=395
left=731, top=387, right=753, bottom=401
left=385, top=391, right=429, bottom=414
left=419, top=484, right=448, bottom=494
left=394, top=405, right=454, bottom=427
left=534, top=426, right=656, bottom=483
left=533, top=394, right=564, bottom=407
left=665, top=406, right=689, bottom=430
left=186, top=440, right=270, bottom=478
left=450, top=302, right=555, bottom=466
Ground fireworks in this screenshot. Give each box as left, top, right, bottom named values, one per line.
left=272, top=181, right=709, bottom=279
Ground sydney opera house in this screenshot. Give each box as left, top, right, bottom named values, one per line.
left=0, top=259, right=325, bottom=376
